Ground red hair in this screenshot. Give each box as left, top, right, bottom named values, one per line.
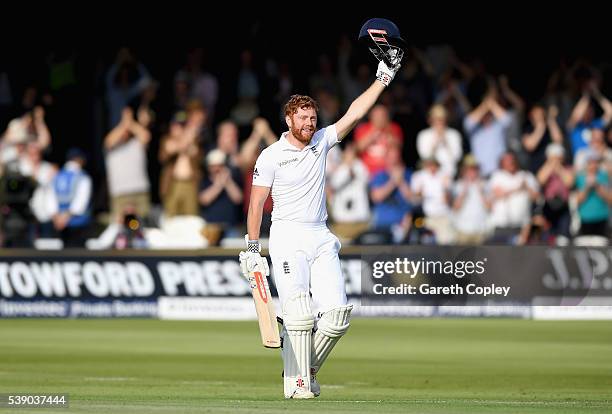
left=284, top=95, right=319, bottom=117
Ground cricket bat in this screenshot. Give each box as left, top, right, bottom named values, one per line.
left=249, top=270, right=281, bottom=348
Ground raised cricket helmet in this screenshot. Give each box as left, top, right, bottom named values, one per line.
left=358, top=18, right=406, bottom=67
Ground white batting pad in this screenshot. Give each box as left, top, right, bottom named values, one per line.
left=311, top=304, right=353, bottom=374
left=282, top=292, right=315, bottom=398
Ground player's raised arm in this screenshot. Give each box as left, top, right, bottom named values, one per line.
left=335, top=18, right=406, bottom=141
left=334, top=61, right=400, bottom=141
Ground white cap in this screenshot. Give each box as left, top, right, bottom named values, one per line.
left=6, top=119, right=34, bottom=144
left=545, top=143, right=565, bottom=158
left=206, top=149, right=227, bottom=166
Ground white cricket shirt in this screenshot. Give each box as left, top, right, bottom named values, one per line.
left=252, top=125, right=339, bottom=223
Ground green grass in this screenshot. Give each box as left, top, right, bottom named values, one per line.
left=0, top=318, right=611, bottom=413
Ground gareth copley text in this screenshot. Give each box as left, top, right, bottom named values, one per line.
left=373, top=283, right=511, bottom=297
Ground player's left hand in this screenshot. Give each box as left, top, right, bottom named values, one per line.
left=376, top=60, right=401, bottom=87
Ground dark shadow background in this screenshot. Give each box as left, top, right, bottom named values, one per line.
left=1, top=13, right=608, bottom=210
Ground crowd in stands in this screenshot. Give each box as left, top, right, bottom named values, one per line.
left=1, top=44, right=611, bottom=248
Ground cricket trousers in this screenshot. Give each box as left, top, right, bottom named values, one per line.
left=268, top=220, right=348, bottom=314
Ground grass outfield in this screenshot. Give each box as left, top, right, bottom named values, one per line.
left=0, top=319, right=611, bottom=413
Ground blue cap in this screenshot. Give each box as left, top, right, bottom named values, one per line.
left=358, top=18, right=406, bottom=46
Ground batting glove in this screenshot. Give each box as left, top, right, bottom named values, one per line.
left=376, top=60, right=401, bottom=87
left=239, top=236, right=270, bottom=281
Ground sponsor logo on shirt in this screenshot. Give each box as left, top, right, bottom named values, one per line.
left=311, top=146, right=319, bottom=156
left=278, top=158, right=298, bottom=167
left=253, top=168, right=259, bottom=177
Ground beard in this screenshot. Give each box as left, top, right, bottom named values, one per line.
left=290, top=124, right=314, bottom=144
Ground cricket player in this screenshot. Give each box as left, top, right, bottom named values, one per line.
left=239, top=59, right=401, bottom=399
